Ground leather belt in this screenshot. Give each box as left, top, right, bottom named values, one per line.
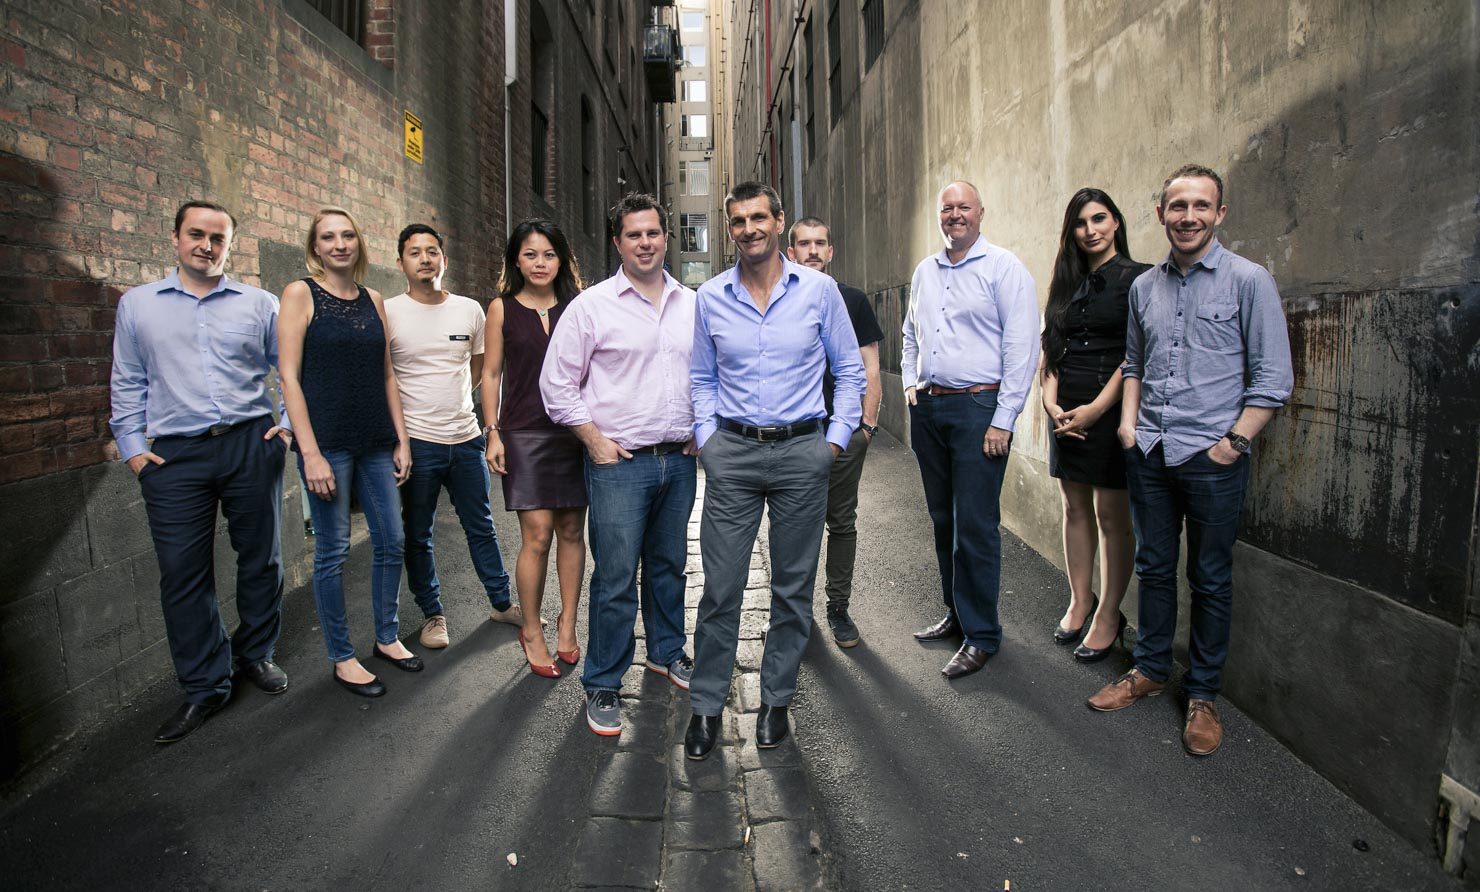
left=926, top=383, right=999, bottom=396
left=162, top=415, right=270, bottom=441
left=717, top=417, right=822, bottom=442
left=629, top=441, right=688, bottom=455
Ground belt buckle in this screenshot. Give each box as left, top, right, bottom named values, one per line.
left=756, top=426, right=782, bottom=442
left=208, top=422, right=232, bottom=437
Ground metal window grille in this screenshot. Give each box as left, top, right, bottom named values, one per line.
left=827, top=0, right=843, bottom=126
left=305, top=0, right=365, bottom=43
left=863, top=0, right=884, bottom=70
left=681, top=213, right=708, bottom=253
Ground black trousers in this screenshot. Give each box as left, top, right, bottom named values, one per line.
left=139, top=416, right=286, bottom=704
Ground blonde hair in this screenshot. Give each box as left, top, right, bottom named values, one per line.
left=303, top=206, right=370, bottom=282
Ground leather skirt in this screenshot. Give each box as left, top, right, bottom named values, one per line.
left=500, top=427, right=588, bottom=511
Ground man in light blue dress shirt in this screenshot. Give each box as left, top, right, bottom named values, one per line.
left=902, top=181, right=1042, bottom=680
left=109, top=201, right=292, bottom=744
left=683, top=182, right=865, bottom=759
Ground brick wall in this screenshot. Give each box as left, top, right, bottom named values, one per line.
left=0, top=0, right=666, bottom=778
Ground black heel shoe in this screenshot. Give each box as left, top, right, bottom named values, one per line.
left=1073, top=612, right=1127, bottom=663
left=1053, top=594, right=1098, bottom=645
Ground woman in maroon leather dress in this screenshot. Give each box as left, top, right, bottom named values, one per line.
left=481, top=220, right=588, bottom=677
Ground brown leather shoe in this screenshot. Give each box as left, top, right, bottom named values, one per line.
left=1086, top=668, right=1166, bottom=712
left=1183, top=699, right=1223, bottom=756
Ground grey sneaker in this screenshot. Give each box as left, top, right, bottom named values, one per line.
left=826, top=607, right=861, bottom=648
left=645, top=654, right=695, bottom=691
left=586, top=690, right=621, bottom=737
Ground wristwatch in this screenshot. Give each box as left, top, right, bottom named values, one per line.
left=1224, top=431, right=1251, bottom=454
left=859, top=422, right=879, bottom=436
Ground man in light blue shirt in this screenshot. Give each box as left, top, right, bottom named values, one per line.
left=902, top=181, right=1041, bottom=679
left=684, top=181, right=865, bottom=759
left=110, top=201, right=292, bottom=744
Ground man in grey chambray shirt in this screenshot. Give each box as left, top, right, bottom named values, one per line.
left=1086, top=164, right=1292, bottom=758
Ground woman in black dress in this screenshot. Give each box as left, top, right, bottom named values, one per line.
left=1040, top=188, right=1151, bottom=662
left=481, top=220, right=588, bottom=677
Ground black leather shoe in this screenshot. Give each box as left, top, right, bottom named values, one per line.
left=372, top=646, right=424, bottom=672
left=1053, top=595, right=1098, bottom=645
left=942, top=644, right=992, bottom=678
left=154, top=698, right=227, bottom=744
left=685, top=714, right=722, bottom=760
left=236, top=659, right=289, bottom=694
left=913, top=615, right=962, bottom=641
left=756, top=704, right=790, bottom=749
left=333, top=670, right=387, bottom=697
left=1073, top=613, right=1128, bottom=663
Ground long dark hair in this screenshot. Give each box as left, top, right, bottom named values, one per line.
left=497, top=219, right=584, bottom=303
left=1042, top=188, right=1132, bottom=374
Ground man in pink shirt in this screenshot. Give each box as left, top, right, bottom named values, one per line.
left=540, top=193, right=698, bottom=738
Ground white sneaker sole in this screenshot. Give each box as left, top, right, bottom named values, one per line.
left=645, top=660, right=692, bottom=691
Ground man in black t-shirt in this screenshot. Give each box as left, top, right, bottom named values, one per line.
left=787, top=217, right=884, bottom=647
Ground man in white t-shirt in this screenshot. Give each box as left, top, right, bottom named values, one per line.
left=387, top=224, right=524, bottom=648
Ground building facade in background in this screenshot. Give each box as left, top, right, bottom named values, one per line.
left=724, top=0, right=1480, bottom=875
left=662, top=0, right=729, bottom=287
left=0, top=0, right=678, bottom=777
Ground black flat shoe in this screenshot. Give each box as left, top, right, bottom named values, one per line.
left=235, top=659, right=289, bottom=694
left=756, top=704, right=790, bottom=749
left=942, top=644, right=992, bottom=679
left=333, top=670, right=386, bottom=698
left=1073, top=613, right=1128, bottom=663
left=373, top=646, right=424, bottom=672
left=685, top=714, right=722, bottom=760
left=1053, top=595, right=1098, bottom=645
left=154, top=697, right=228, bottom=744
left=913, top=615, right=962, bottom=641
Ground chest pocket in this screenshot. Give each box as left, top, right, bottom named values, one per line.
left=1191, top=301, right=1241, bottom=354
left=218, top=322, right=265, bottom=362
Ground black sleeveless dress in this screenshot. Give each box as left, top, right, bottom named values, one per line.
left=1046, top=255, right=1151, bottom=489
left=296, top=278, right=397, bottom=455
left=498, top=296, right=587, bottom=511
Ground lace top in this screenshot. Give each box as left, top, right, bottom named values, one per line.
left=297, top=278, right=397, bottom=454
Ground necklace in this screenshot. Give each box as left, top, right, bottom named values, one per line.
left=537, top=308, right=548, bottom=318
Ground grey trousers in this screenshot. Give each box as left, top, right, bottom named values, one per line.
left=690, top=428, right=834, bottom=716
left=823, top=428, right=870, bottom=609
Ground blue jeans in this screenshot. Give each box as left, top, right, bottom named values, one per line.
left=402, top=436, right=512, bottom=617
left=1125, top=443, right=1250, bottom=701
left=582, top=451, right=696, bottom=693
left=909, top=391, right=1009, bottom=651
left=299, top=448, right=406, bottom=662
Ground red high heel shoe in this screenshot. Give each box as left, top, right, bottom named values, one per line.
left=519, top=630, right=560, bottom=678
left=555, top=612, right=581, bottom=666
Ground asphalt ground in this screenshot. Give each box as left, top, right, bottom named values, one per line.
left=0, top=430, right=1459, bottom=891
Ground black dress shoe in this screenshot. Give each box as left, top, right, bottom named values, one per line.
left=1053, top=595, right=1098, bottom=645
left=154, top=698, right=227, bottom=744
left=913, top=615, right=962, bottom=641
left=942, top=644, right=992, bottom=679
left=333, top=670, right=387, bottom=698
left=1073, top=613, right=1128, bottom=663
left=236, top=659, right=289, bottom=694
left=685, top=714, right=722, bottom=760
left=756, top=704, right=790, bottom=749
left=372, top=646, right=424, bottom=672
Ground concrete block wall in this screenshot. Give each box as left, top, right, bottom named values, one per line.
left=0, top=0, right=663, bottom=780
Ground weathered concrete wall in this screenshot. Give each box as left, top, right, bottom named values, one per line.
left=728, top=0, right=1480, bottom=860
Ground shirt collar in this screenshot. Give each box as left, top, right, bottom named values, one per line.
left=721, top=253, right=800, bottom=302
left=933, top=234, right=990, bottom=269
left=156, top=268, right=241, bottom=299
left=1159, top=238, right=1225, bottom=275
left=614, top=265, right=683, bottom=302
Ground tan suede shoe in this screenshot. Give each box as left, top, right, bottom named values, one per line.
left=1086, top=668, right=1166, bottom=712
left=1183, top=699, right=1223, bottom=756
left=419, top=615, right=449, bottom=649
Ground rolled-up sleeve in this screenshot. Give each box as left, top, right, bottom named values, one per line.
left=820, top=282, right=864, bottom=448
left=108, top=292, right=149, bottom=461
left=539, top=301, right=595, bottom=428
left=1240, top=267, right=1294, bottom=408
left=690, top=293, right=719, bottom=448
left=991, top=259, right=1041, bottom=431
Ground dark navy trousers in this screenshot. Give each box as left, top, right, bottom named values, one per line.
left=138, top=416, right=285, bottom=704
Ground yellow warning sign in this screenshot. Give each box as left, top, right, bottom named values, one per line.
left=404, top=111, right=423, bottom=164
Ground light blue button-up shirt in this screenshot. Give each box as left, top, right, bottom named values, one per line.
left=109, top=270, right=280, bottom=461
left=1123, top=240, right=1293, bottom=465
left=691, top=257, right=864, bottom=450
left=902, top=235, right=1041, bottom=431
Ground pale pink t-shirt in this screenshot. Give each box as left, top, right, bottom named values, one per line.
left=385, top=292, right=486, bottom=445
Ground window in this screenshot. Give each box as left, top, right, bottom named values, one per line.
left=679, top=160, right=710, bottom=196
left=531, top=107, right=549, bottom=198
left=681, top=12, right=705, bottom=32
left=863, top=0, right=884, bottom=70
left=682, top=79, right=708, bottom=102
left=305, top=0, right=364, bottom=42
left=530, top=6, right=555, bottom=202
left=581, top=100, right=596, bottom=234
left=680, top=213, right=709, bottom=253
left=803, top=19, right=817, bottom=161
left=681, top=114, right=709, bottom=138
left=827, top=0, right=843, bottom=126
left=680, top=261, right=710, bottom=284
left=683, top=44, right=706, bottom=67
